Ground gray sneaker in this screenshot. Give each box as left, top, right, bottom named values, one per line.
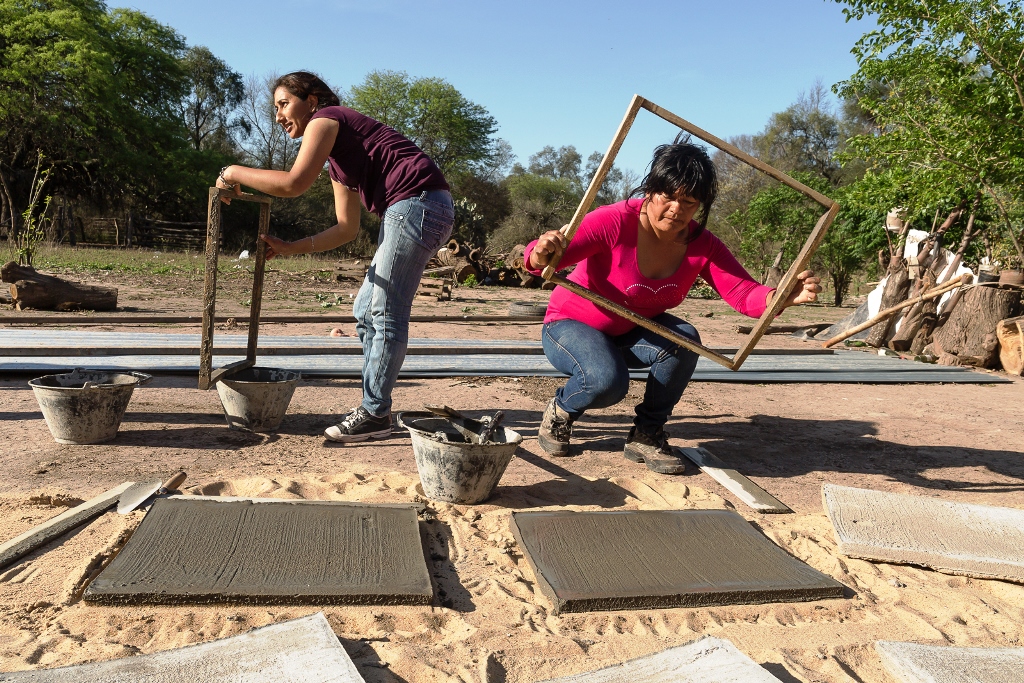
left=538, top=399, right=574, bottom=456
left=623, top=426, right=687, bottom=474
left=324, top=406, right=392, bottom=443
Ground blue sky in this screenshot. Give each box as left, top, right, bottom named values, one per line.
left=129, top=0, right=871, bottom=176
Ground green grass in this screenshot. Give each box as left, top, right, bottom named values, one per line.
left=22, top=244, right=342, bottom=278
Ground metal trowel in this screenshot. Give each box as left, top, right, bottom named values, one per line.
left=117, top=472, right=187, bottom=514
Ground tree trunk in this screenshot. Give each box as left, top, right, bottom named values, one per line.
left=765, top=248, right=784, bottom=289
left=1, top=261, right=118, bottom=311
left=996, top=315, right=1024, bottom=375
left=865, top=260, right=911, bottom=347
left=933, top=286, right=1021, bottom=368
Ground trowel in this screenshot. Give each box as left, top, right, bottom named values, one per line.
left=117, top=472, right=187, bottom=514
left=423, top=405, right=505, bottom=444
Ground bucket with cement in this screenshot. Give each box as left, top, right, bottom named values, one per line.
left=397, top=412, right=522, bottom=504
left=29, top=369, right=153, bottom=445
left=216, top=367, right=300, bottom=432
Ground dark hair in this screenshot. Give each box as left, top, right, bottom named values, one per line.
left=631, top=133, right=718, bottom=238
left=272, top=71, right=341, bottom=111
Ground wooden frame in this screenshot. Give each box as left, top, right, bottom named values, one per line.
left=199, top=188, right=272, bottom=389
left=542, top=95, right=840, bottom=370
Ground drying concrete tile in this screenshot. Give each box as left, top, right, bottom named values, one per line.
left=536, top=635, right=782, bottom=682
left=509, top=509, right=844, bottom=614
left=823, top=484, right=1024, bottom=582
left=84, top=497, right=432, bottom=605
left=875, top=640, right=1024, bottom=683
left=0, top=612, right=364, bottom=682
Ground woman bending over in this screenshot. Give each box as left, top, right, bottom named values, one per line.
left=217, top=71, right=454, bottom=442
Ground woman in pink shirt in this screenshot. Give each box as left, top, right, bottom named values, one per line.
left=525, top=139, right=820, bottom=474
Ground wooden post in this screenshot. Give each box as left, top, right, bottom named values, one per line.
left=247, top=201, right=270, bottom=363
left=537, top=95, right=838, bottom=371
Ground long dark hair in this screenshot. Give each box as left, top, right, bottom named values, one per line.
left=272, top=71, right=341, bottom=111
left=631, top=133, right=719, bottom=240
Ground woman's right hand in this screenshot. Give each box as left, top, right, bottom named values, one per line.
left=529, top=228, right=568, bottom=269
left=260, top=234, right=293, bottom=260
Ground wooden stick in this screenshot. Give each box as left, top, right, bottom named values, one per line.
left=542, top=95, right=644, bottom=279
left=548, top=274, right=735, bottom=368
left=0, top=482, right=133, bottom=571
left=199, top=187, right=222, bottom=390
left=730, top=203, right=840, bottom=369
left=821, top=275, right=970, bottom=349
left=246, top=201, right=271, bottom=363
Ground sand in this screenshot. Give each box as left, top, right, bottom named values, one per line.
left=1, top=294, right=1022, bottom=681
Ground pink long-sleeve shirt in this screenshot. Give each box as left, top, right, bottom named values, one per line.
left=524, top=198, right=774, bottom=336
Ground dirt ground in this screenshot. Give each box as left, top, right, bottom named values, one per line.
left=1, top=273, right=1022, bottom=682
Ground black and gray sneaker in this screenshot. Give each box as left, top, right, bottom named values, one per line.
left=324, top=406, right=392, bottom=443
left=623, top=426, right=687, bottom=474
left=538, top=398, right=574, bottom=457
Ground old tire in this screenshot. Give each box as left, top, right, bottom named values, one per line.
left=509, top=301, right=547, bottom=317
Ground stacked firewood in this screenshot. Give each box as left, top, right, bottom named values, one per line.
left=822, top=205, right=1023, bottom=374
left=2, top=261, right=118, bottom=311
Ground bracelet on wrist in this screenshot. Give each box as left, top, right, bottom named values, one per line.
left=218, top=166, right=236, bottom=189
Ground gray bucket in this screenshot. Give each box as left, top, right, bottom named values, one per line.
left=216, top=367, right=300, bottom=432
left=28, top=369, right=152, bottom=445
left=398, top=412, right=522, bottom=504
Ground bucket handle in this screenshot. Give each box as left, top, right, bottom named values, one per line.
left=128, top=371, right=154, bottom=386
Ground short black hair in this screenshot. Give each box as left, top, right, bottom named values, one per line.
left=632, top=133, right=719, bottom=237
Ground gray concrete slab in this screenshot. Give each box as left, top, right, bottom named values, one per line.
left=0, top=612, right=364, bottom=682
left=823, top=484, right=1024, bottom=582
left=536, top=635, right=782, bottom=682
left=509, top=509, right=845, bottom=614
left=876, top=640, right=1024, bottom=683
left=84, top=498, right=432, bottom=605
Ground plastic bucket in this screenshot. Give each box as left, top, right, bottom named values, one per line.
left=28, top=369, right=152, bottom=444
left=398, top=412, right=521, bottom=504
left=216, top=367, right=300, bottom=432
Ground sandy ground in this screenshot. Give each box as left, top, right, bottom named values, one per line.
left=1, top=282, right=1023, bottom=682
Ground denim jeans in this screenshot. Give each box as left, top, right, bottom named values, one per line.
left=542, top=313, right=701, bottom=433
left=354, top=190, right=454, bottom=416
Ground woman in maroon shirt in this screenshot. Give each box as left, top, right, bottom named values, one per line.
left=217, top=72, right=453, bottom=442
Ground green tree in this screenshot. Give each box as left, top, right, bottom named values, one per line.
left=347, top=70, right=497, bottom=176
left=176, top=46, right=245, bottom=152
left=834, top=0, right=1024, bottom=264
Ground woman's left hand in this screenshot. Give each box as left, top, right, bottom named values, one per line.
left=785, top=270, right=822, bottom=306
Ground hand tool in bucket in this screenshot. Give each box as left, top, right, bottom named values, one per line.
left=423, top=405, right=506, bottom=444
left=117, top=472, right=187, bottom=514
left=199, top=188, right=272, bottom=389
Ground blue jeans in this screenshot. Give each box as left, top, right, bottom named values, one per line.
left=354, top=190, right=454, bottom=416
left=542, top=314, right=701, bottom=434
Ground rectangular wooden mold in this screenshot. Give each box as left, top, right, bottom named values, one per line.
left=509, top=509, right=845, bottom=614
left=542, top=95, right=839, bottom=371
left=199, top=188, right=272, bottom=389
left=84, top=498, right=433, bottom=605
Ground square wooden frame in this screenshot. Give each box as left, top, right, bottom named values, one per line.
left=541, top=95, right=840, bottom=371
left=198, top=188, right=272, bottom=389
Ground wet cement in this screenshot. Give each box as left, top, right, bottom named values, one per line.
left=823, top=484, right=1024, bottom=582
left=509, top=509, right=845, bottom=614
left=537, top=636, right=783, bottom=683
left=84, top=498, right=432, bottom=605
left=0, top=613, right=364, bottom=682
left=876, top=640, right=1024, bottom=683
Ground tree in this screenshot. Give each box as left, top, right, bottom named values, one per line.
left=176, top=46, right=245, bottom=152
left=237, top=72, right=299, bottom=171
left=834, top=0, right=1024, bottom=265
left=347, top=70, right=497, bottom=176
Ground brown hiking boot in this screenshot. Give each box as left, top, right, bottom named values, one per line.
left=538, top=399, right=574, bottom=456
left=623, top=426, right=687, bottom=474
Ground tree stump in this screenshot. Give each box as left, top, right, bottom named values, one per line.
left=866, top=263, right=910, bottom=347
left=1, top=262, right=118, bottom=311
left=996, top=315, right=1024, bottom=376
left=933, top=286, right=1021, bottom=368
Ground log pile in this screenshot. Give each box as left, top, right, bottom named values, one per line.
left=820, top=205, right=1023, bottom=372
left=1, top=261, right=118, bottom=311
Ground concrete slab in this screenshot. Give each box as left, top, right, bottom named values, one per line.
left=84, top=498, right=432, bottom=605
left=509, top=509, right=845, bottom=614
left=876, top=640, right=1024, bottom=683
left=0, top=612, right=364, bottom=682
left=536, top=635, right=782, bottom=682
left=823, top=484, right=1024, bottom=582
